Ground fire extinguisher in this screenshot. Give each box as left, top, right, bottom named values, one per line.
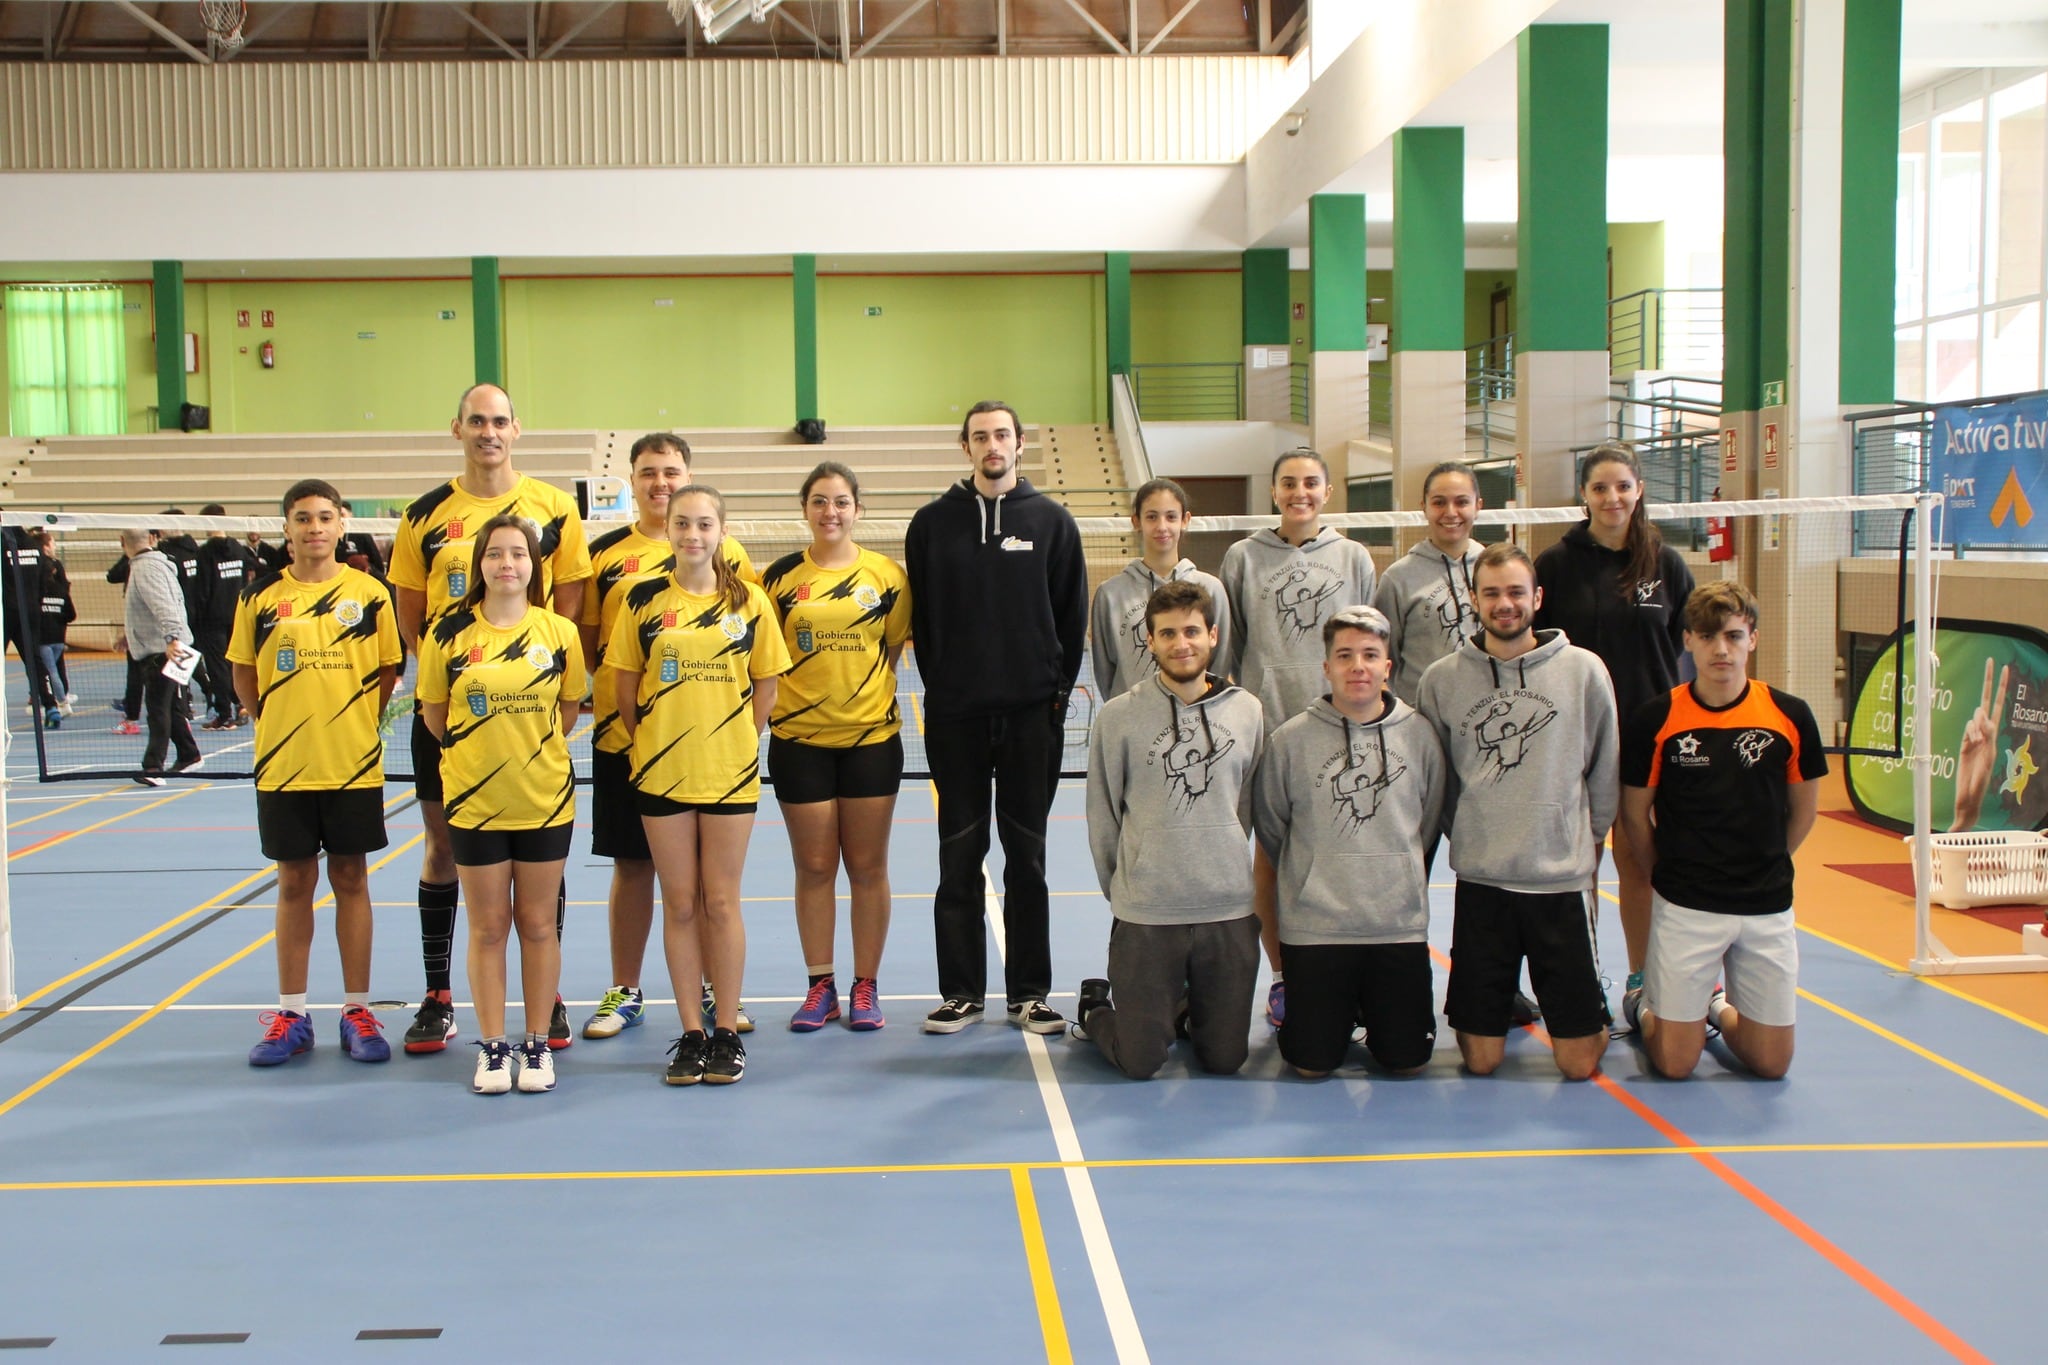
left=259, top=341, right=275, bottom=369
left=1706, top=484, right=1734, bottom=563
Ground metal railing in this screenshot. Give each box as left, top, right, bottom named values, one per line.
left=1288, top=362, right=1309, bottom=425
left=1609, top=288, right=1725, bottom=374
left=1464, top=335, right=1518, bottom=461
left=1128, top=362, right=1244, bottom=422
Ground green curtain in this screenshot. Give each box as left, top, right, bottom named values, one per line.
left=5, top=285, right=127, bottom=436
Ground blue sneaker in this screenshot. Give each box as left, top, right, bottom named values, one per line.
left=582, top=986, right=645, bottom=1039
left=789, top=978, right=840, bottom=1032
left=338, top=1005, right=391, bottom=1063
left=1266, top=981, right=1286, bottom=1029
left=248, top=1009, right=314, bottom=1066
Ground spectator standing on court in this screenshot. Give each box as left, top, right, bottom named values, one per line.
left=121, top=527, right=201, bottom=785
left=30, top=529, right=76, bottom=728
left=906, top=399, right=1087, bottom=1036
left=196, top=503, right=259, bottom=728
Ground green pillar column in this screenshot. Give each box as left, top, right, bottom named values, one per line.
left=1840, top=0, right=1901, bottom=405
left=1309, top=194, right=1368, bottom=486
left=152, top=260, right=185, bottom=430
left=793, top=254, right=819, bottom=425
left=1241, top=247, right=1291, bottom=421
left=471, top=256, right=503, bottom=389
left=1516, top=24, right=1611, bottom=513
left=1105, top=252, right=1132, bottom=382
left=1391, top=128, right=1466, bottom=533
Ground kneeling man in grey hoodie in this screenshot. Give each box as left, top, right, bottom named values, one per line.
left=1074, top=580, right=1265, bottom=1078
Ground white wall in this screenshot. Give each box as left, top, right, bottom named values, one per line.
left=1144, top=420, right=1304, bottom=486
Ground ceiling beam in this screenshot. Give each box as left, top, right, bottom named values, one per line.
left=852, top=0, right=934, bottom=59
left=448, top=2, right=527, bottom=59
left=111, top=0, right=212, bottom=64
left=219, top=2, right=304, bottom=63
left=541, top=0, right=616, bottom=58
left=1057, top=0, right=1129, bottom=57
left=770, top=2, right=838, bottom=61
left=1140, top=0, right=1204, bottom=57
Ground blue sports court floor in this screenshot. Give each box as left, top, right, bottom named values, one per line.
left=2, top=670, right=2045, bottom=1362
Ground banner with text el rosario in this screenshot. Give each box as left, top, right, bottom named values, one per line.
left=1932, top=394, right=2048, bottom=550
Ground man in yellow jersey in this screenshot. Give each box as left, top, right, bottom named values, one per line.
left=231, top=479, right=404, bottom=1067
left=388, top=383, right=593, bottom=1055
left=577, top=432, right=759, bottom=1040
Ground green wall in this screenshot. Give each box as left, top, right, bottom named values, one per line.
left=1131, top=271, right=1240, bottom=365
left=1465, top=270, right=1516, bottom=349
left=1607, top=222, right=1667, bottom=301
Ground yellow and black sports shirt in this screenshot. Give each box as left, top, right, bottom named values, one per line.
left=760, top=546, right=912, bottom=749
left=416, top=605, right=587, bottom=831
left=388, top=475, right=592, bottom=636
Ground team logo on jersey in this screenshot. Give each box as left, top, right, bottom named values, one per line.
left=335, top=599, right=363, bottom=628
left=275, top=644, right=297, bottom=673
left=794, top=617, right=815, bottom=654
left=719, top=613, right=746, bottom=641
left=1635, top=579, right=1664, bottom=606
left=1469, top=697, right=1557, bottom=780
left=659, top=649, right=680, bottom=684
left=447, top=519, right=464, bottom=541
left=526, top=643, right=555, bottom=670
left=796, top=583, right=812, bottom=602
left=1733, top=729, right=1775, bottom=768
left=1320, top=746, right=1410, bottom=832
left=1000, top=536, right=1034, bottom=552
left=662, top=610, right=677, bottom=629
left=853, top=584, right=881, bottom=611
left=466, top=686, right=489, bottom=719
left=447, top=570, right=467, bottom=598
left=516, top=516, right=541, bottom=542
left=1268, top=562, right=1343, bottom=640
left=467, top=645, right=485, bottom=665
left=1149, top=718, right=1237, bottom=813
left=623, top=556, right=641, bottom=575
left=276, top=600, right=294, bottom=619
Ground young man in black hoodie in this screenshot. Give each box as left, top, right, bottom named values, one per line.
left=195, top=504, right=258, bottom=728
left=906, top=400, right=1088, bottom=1034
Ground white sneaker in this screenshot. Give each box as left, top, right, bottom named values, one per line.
left=472, top=1040, right=514, bottom=1095
left=515, top=1040, right=556, bottom=1092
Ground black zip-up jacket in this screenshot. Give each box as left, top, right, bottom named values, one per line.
left=1532, top=522, right=1695, bottom=724
left=905, top=476, right=1087, bottom=718
left=195, top=536, right=259, bottom=629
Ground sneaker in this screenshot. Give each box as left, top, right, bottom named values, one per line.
left=133, top=771, right=165, bottom=788
left=403, top=995, right=458, bottom=1054
left=582, top=986, right=645, bottom=1039
left=1069, top=979, right=1110, bottom=1042
left=1266, top=981, right=1286, bottom=1029
left=699, top=984, right=754, bottom=1034
left=923, top=997, right=985, bottom=1033
left=1621, top=986, right=1644, bottom=1034
left=1510, top=990, right=1542, bottom=1026
left=201, top=715, right=231, bottom=731
left=43, top=709, right=60, bottom=730
left=1704, top=986, right=1727, bottom=1040
left=472, top=1040, right=514, bottom=1095
left=664, top=1031, right=709, bottom=1085
left=1007, top=999, right=1065, bottom=1034
left=516, top=1039, right=557, bottom=1092
left=171, top=753, right=205, bottom=775
left=233, top=710, right=252, bottom=728
left=247, top=1009, right=314, bottom=1066
left=58, top=699, right=75, bottom=717
left=113, top=720, right=141, bottom=735
left=338, top=1005, right=391, bottom=1063
left=704, top=1027, right=747, bottom=1084
left=789, top=978, right=841, bottom=1032
left=846, top=978, right=885, bottom=1032
left=548, top=994, right=572, bottom=1050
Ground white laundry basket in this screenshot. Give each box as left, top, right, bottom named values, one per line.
left=1912, top=831, right=2048, bottom=910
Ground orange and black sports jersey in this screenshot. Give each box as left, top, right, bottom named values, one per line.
left=1620, top=681, right=1828, bottom=915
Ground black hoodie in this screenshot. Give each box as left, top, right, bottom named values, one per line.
left=905, top=476, right=1087, bottom=718
left=1532, top=523, right=1694, bottom=724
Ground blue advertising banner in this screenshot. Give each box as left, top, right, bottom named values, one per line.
left=1931, top=394, right=2048, bottom=550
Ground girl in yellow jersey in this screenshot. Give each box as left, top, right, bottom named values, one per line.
left=417, top=515, right=586, bottom=1096
left=609, top=486, right=791, bottom=1086
left=760, top=462, right=912, bottom=1033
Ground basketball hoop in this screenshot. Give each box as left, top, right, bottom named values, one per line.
left=200, top=0, right=247, bottom=52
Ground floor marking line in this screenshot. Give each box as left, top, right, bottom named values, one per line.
left=1795, top=988, right=2048, bottom=1122
left=1011, top=1167, right=1074, bottom=1365
left=1797, top=920, right=2048, bottom=1040
left=9, top=1140, right=2048, bottom=1194
left=0, top=834, right=424, bottom=1120
left=5, top=788, right=123, bottom=831
left=6, top=785, right=202, bottom=862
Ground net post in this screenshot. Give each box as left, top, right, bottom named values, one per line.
left=1, top=638, right=14, bottom=1013
left=1909, top=492, right=1937, bottom=971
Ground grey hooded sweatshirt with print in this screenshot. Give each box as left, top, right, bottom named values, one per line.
left=1371, top=540, right=1482, bottom=705
left=1219, top=527, right=1376, bottom=734
left=1088, top=557, right=1232, bottom=700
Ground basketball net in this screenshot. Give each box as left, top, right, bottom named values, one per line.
left=200, top=0, right=247, bottom=52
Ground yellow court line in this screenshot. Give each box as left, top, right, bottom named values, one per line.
left=1011, top=1167, right=1074, bottom=1365
left=1798, top=920, right=2048, bottom=1040
left=1796, top=988, right=2048, bottom=1123
left=7, top=788, right=131, bottom=831
left=7, top=1138, right=2047, bottom=1194
left=7, top=784, right=205, bottom=861
left=0, top=833, right=425, bottom=1120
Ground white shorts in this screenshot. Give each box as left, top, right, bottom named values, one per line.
left=1643, top=894, right=1798, bottom=1028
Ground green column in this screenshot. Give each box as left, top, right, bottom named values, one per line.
left=1309, top=194, right=1367, bottom=351
left=1392, top=127, right=1465, bottom=352
left=471, top=256, right=503, bottom=389
left=152, top=260, right=185, bottom=429
left=1517, top=25, right=1609, bottom=352
left=1241, top=248, right=1290, bottom=346
left=1840, top=0, right=1901, bottom=404
left=1725, top=1, right=1792, bottom=412
left=1105, top=252, right=1132, bottom=377
left=793, top=254, right=819, bottom=423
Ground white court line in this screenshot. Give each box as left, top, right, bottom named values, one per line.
left=986, top=867, right=1150, bottom=1365
left=33, top=994, right=997, bottom=1013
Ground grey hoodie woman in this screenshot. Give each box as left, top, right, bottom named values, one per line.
left=1372, top=540, right=1482, bottom=706
left=1219, top=528, right=1375, bottom=733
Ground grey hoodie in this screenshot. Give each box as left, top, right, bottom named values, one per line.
left=1372, top=541, right=1482, bottom=705
left=1088, top=558, right=1232, bottom=699
left=1253, top=695, right=1445, bottom=945
left=1414, top=629, right=1618, bottom=895
left=1219, top=528, right=1376, bottom=733
left=1086, top=674, right=1265, bottom=926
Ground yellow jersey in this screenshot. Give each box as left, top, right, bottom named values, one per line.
left=416, top=605, right=587, bottom=831
left=606, top=579, right=791, bottom=805
left=389, top=474, right=593, bottom=638
left=227, top=565, right=402, bottom=792
left=760, top=546, right=912, bottom=749
left=582, top=523, right=758, bottom=755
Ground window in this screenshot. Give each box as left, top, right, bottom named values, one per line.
left=4, top=285, right=127, bottom=436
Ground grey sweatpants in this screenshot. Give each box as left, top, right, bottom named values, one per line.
left=1083, top=914, right=1261, bottom=1080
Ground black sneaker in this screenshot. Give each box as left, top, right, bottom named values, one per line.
left=704, top=1027, right=747, bottom=1084
left=1007, top=999, right=1066, bottom=1034
left=548, top=994, right=572, bottom=1050
left=1069, top=978, right=1111, bottom=1041
left=1510, top=990, right=1542, bottom=1027
left=664, top=1031, right=709, bottom=1086
left=403, top=995, right=458, bottom=1054
left=923, top=997, right=985, bottom=1034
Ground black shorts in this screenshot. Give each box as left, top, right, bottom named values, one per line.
left=410, top=709, right=443, bottom=805
left=634, top=790, right=757, bottom=819
left=1279, top=941, right=1437, bottom=1073
left=767, top=733, right=905, bottom=804
left=256, top=787, right=389, bottom=864
left=447, top=821, right=575, bottom=867
left=590, top=748, right=650, bottom=861
left=1444, top=881, right=1610, bottom=1039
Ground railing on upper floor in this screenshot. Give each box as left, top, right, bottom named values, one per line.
left=1289, top=362, right=1310, bottom=425
left=1128, top=362, right=1244, bottom=422
left=1609, top=288, right=1725, bottom=375
left=1464, top=335, right=1518, bottom=461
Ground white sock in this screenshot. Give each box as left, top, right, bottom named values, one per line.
left=343, top=992, right=369, bottom=1011
left=279, top=992, right=308, bottom=1015
left=1707, top=993, right=1732, bottom=1031
left=1270, top=971, right=1284, bottom=985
